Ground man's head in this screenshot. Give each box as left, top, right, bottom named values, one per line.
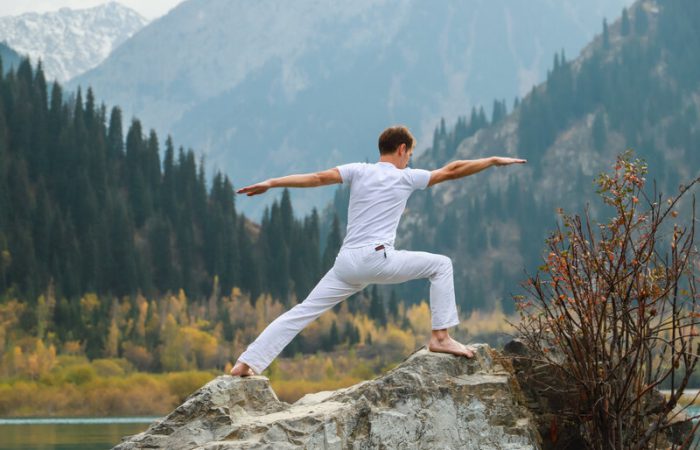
left=378, top=125, right=415, bottom=169
left=378, top=125, right=415, bottom=155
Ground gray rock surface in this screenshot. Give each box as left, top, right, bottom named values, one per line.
left=114, top=344, right=540, bottom=449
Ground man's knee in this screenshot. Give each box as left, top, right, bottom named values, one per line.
left=434, top=254, right=453, bottom=274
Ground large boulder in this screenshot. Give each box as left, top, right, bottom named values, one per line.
left=114, top=344, right=540, bottom=449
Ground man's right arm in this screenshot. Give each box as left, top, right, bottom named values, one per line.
left=237, top=168, right=342, bottom=196
left=427, top=157, right=526, bottom=187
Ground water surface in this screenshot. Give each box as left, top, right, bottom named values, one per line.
left=0, top=417, right=158, bottom=450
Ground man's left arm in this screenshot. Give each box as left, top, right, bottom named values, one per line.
left=237, top=168, right=342, bottom=196
left=427, top=157, right=526, bottom=187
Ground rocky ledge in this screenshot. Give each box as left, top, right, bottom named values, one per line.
left=114, top=344, right=540, bottom=449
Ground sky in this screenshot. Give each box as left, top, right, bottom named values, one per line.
left=0, top=0, right=186, bottom=20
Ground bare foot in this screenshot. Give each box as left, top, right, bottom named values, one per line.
left=230, top=361, right=256, bottom=377
left=428, top=337, right=475, bottom=359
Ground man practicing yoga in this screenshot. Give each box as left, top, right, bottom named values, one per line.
left=231, top=125, right=526, bottom=376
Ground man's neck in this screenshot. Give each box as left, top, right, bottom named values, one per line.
left=378, top=156, right=401, bottom=168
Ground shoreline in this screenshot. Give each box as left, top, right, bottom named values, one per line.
left=0, top=417, right=160, bottom=425
left=659, top=389, right=700, bottom=406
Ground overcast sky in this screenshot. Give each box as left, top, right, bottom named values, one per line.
left=0, top=0, right=186, bottom=20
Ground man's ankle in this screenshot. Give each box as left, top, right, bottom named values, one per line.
left=430, top=329, right=449, bottom=342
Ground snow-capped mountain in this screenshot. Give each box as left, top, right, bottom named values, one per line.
left=0, top=2, right=147, bottom=82
left=72, top=0, right=634, bottom=217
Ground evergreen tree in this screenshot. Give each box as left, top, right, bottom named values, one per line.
left=388, top=289, right=399, bottom=320
left=603, top=18, right=610, bottom=49
left=237, top=215, right=260, bottom=302
left=634, top=6, right=648, bottom=35
left=369, top=285, right=387, bottom=326
left=322, top=214, right=342, bottom=272
left=280, top=188, right=293, bottom=243
left=326, top=320, right=339, bottom=350
left=621, top=8, right=630, bottom=36
left=592, top=111, right=607, bottom=151
left=107, top=107, right=123, bottom=161
left=161, top=136, right=177, bottom=220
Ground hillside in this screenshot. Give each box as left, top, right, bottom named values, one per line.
left=0, top=56, right=350, bottom=311
left=393, top=0, right=700, bottom=312
left=69, top=0, right=633, bottom=217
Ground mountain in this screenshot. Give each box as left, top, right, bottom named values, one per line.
left=393, top=0, right=700, bottom=312
left=70, top=0, right=633, bottom=217
left=0, top=2, right=147, bottom=82
left=0, top=42, right=21, bottom=74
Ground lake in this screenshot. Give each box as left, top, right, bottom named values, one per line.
left=0, top=417, right=158, bottom=450
left=1, top=408, right=698, bottom=449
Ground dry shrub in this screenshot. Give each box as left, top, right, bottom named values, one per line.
left=514, top=152, right=699, bottom=449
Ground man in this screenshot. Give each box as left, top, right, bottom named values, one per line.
left=231, top=125, right=526, bottom=376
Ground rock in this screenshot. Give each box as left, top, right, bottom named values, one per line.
left=114, top=344, right=541, bottom=449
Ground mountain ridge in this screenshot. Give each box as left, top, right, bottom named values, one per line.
left=393, top=0, right=700, bottom=311
left=70, top=0, right=633, bottom=217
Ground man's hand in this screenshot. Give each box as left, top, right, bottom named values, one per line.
left=493, top=157, right=527, bottom=166
left=237, top=180, right=272, bottom=196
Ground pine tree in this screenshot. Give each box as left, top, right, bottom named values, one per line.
left=280, top=188, right=293, bottom=243
left=237, top=215, right=260, bottom=302
left=322, top=214, right=342, bottom=272
left=328, top=320, right=339, bottom=350
left=388, top=289, right=399, bottom=320
left=369, top=285, right=387, bottom=326
left=621, top=8, right=630, bottom=36
left=592, top=111, right=607, bottom=151
left=146, top=130, right=162, bottom=203
left=603, top=18, right=610, bottom=49
left=107, top=107, right=124, bottom=160
left=634, top=6, right=648, bottom=35
left=161, top=136, right=176, bottom=220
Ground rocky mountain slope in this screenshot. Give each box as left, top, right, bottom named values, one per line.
left=114, top=345, right=539, bottom=449
left=394, top=0, right=700, bottom=311
left=70, top=0, right=632, bottom=216
left=0, top=2, right=147, bottom=81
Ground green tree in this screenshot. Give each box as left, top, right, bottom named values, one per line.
left=369, top=286, right=387, bottom=327
left=592, top=111, right=606, bottom=151
left=634, top=6, right=648, bottom=35
left=322, top=214, right=342, bottom=272
left=621, top=8, right=630, bottom=36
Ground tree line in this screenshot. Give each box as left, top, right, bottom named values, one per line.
left=0, top=56, right=406, bottom=344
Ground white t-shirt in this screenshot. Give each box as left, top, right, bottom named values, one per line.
left=336, top=161, right=431, bottom=249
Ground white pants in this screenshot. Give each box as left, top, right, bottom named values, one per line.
left=237, top=244, right=460, bottom=374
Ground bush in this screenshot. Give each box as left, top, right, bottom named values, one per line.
left=514, top=152, right=699, bottom=448
left=63, top=363, right=97, bottom=385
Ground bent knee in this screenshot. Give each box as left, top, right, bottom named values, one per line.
left=434, top=254, right=453, bottom=273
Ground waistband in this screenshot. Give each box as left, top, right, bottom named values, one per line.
left=340, top=242, right=395, bottom=251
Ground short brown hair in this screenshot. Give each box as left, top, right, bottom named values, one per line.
left=378, top=125, right=414, bottom=155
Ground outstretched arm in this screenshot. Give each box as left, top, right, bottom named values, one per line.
left=427, top=156, right=526, bottom=187
left=237, top=168, right=342, bottom=196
